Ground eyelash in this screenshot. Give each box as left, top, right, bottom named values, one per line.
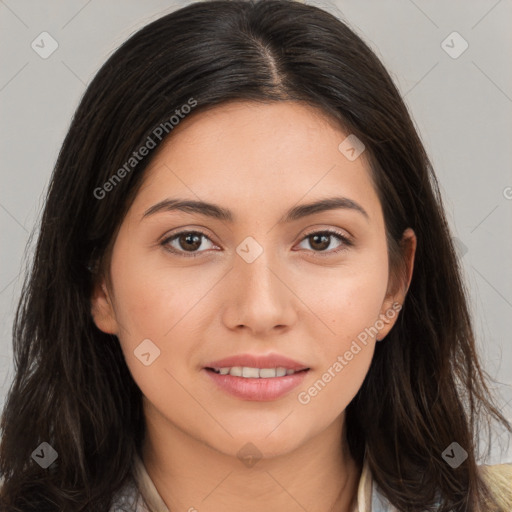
left=160, top=229, right=353, bottom=259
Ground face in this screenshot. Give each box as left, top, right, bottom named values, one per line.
left=91, top=100, right=415, bottom=459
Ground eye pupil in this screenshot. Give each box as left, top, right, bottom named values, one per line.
left=310, top=233, right=330, bottom=251
left=180, top=233, right=202, bottom=251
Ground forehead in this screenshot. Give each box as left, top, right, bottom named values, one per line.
left=132, top=100, right=382, bottom=224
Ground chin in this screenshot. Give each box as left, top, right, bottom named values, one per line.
left=203, top=424, right=311, bottom=461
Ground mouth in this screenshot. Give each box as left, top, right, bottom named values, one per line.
left=203, top=353, right=311, bottom=401
left=203, top=365, right=310, bottom=401
left=205, top=366, right=310, bottom=378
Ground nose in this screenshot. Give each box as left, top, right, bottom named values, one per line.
left=220, top=246, right=298, bottom=337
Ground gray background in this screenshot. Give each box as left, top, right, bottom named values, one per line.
left=1, top=0, right=511, bottom=463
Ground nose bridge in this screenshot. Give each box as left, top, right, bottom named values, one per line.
left=235, top=237, right=282, bottom=304
left=223, top=234, right=296, bottom=332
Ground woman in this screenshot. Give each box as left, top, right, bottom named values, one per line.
left=0, top=1, right=510, bottom=511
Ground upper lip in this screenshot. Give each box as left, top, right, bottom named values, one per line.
left=205, top=353, right=310, bottom=371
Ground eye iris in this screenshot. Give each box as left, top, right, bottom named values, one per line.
left=310, top=233, right=330, bottom=251
left=179, top=233, right=202, bottom=251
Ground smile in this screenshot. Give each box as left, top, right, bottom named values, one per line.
left=207, top=366, right=306, bottom=378
left=204, top=367, right=310, bottom=401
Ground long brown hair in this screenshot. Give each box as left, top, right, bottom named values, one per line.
left=1, top=1, right=510, bottom=510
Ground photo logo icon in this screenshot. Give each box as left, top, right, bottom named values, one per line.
left=237, top=442, right=262, bottom=468
left=31, top=32, right=59, bottom=59
left=134, top=338, right=161, bottom=366
left=441, top=32, right=468, bottom=59
left=442, top=442, right=468, bottom=468
left=338, top=134, right=365, bottom=161
left=236, top=236, right=264, bottom=263
left=452, top=237, right=468, bottom=258
left=31, top=442, right=58, bottom=469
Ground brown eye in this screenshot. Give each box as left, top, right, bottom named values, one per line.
left=161, top=231, right=215, bottom=257
left=298, top=230, right=352, bottom=256
left=308, top=233, right=332, bottom=251
left=176, top=232, right=203, bottom=251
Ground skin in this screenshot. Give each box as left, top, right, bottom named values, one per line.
left=91, top=100, right=416, bottom=512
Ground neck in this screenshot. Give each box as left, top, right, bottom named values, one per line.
left=141, top=399, right=361, bottom=512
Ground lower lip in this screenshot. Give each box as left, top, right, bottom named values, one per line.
left=204, top=368, right=309, bottom=401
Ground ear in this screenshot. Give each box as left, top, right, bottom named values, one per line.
left=90, top=275, right=118, bottom=335
left=377, top=228, right=417, bottom=341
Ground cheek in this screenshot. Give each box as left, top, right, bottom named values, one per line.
left=110, top=267, right=200, bottom=413
left=295, top=342, right=373, bottom=433
left=298, top=255, right=389, bottom=345
left=108, top=245, right=228, bottom=395
left=109, top=240, right=204, bottom=338
left=292, top=253, right=388, bottom=410
left=294, top=276, right=384, bottom=418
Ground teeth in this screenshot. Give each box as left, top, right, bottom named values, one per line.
left=212, top=366, right=299, bottom=378
left=242, top=367, right=260, bottom=378
left=230, top=366, right=243, bottom=377
left=259, top=368, right=278, bottom=378
left=276, top=367, right=287, bottom=377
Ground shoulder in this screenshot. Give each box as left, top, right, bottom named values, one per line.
left=478, top=462, right=512, bottom=510
left=367, top=463, right=512, bottom=512
left=479, top=461, right=512, bottom=481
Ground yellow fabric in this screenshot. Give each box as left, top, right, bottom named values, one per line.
left=479, top=463, right=512, bottom=511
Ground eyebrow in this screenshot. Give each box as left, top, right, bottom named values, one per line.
left=141, top=196, right=369, bottom=223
